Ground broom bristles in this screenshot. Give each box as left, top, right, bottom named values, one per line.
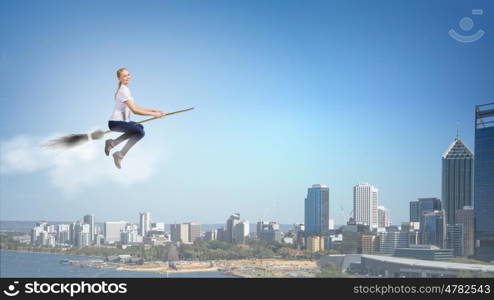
left=45, top=134, right=90, bottom=149
left=45, top=130, right=106, bottom=149
left=90, top=130, right=105, bottom=140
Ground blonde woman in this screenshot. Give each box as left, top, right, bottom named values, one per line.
left=105, top=68, right=165, bottom=169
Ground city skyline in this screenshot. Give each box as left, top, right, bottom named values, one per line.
left=1, top=0, right=493, bottom=225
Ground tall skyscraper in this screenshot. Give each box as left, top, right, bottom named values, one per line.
left=456, top=206, right=475, bottom=257
left=72, top=221, right=82, bottom=247
left=304, top=184, right=330, bottom=236
left=442, top=137, right=474, bottom=225
left=409, top=201, right=419, bottom=222
left=377, top=206, right=390, bottom=228
left=226, top=213, right=240, bottom=243
left=139, top=212, right=151, bottom=237
left=83, top=214, right=95, bottom=244
left=418, top=198, right=442, bottom=230
left=474, top=103, right=494, bottom=261
left=353, top=183, right=378, bottom=228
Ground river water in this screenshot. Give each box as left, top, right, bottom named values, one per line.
left=0, top=250, right=235, bottom=278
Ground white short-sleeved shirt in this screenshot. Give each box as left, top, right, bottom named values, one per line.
left=109, top=85, right=133, bottom=121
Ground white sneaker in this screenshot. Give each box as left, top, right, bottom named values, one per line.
left=112, top=151, right=124, bottom=169
left=105, top=139, right=115, bottom=156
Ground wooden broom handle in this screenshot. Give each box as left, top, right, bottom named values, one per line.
left=103, top=107, right=194, bottom=134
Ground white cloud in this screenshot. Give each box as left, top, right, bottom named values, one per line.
left=0, top=132, right=167, bottom=197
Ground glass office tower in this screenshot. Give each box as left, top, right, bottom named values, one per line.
left=474, top=103, right=494, bottom=261
left=441, top=137, right=474, bottom=225
left=304, top=184, right=330, bottom=236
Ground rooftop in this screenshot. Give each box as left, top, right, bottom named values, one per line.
left=362, top=254, right=494, bottom=272
left=311, top=184, right=328, bottom=188
left=442, top=137, right=473, bottom=159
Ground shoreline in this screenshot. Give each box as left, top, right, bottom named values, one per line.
left=1, top=249, right=320, bottom=277
left=115, top=265, right=222, bottom=274
left=1, top=249, right=228, bottom=276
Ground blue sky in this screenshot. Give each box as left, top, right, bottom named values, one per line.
left=1, top=0, right=493, bottom=226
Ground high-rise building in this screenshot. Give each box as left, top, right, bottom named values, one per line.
left=341, top=224, right=369, bottom=254
left=447, top=224, right=465, bottom=257
left=121, top=225, right=142, bottom=244
left=30, top=226, right=43, bottom=245
left=422, top=210, right=446, bottom=248
left=304, top=184, right=330, bottom=236
left=442, top=137, right=474, bottom=225
left=379, top=231, right=409, bottom=255
left=233, top=220, right=250, bottom=243
left=257, top=221, right=269, bottom=239
left=226, top=213, right=240, bottom=243
left=83, top=214, right=95, bottom=244
left=72, top=221, right=82, bottom=247
left=474, top=103, right=494, bottom=261
left=377, top=206, right=390, bottom=228
left=401, top=222, right=420, bottom=245
left=56, top=224, right=70, bottom=245
left=104, top=221, right=128, bottom=244
left=139, top=212, right=151, bottom=237
left=187, top=222, right=202, bottom=243
left=294, top=224, right=305, bottom=250
left=216, top=228, right=227, bottom=242
left=353, top=183, right=378, bottom=228
left=170, top=223, right=190, bottom=243
left=456, top=206, right=475, bottom=257
left=74, top=222, right=90, bottom=248
left=204, top=230, right=217, bottom=241
left=418, top=198, right=442, bottom=231
left=409, top=201, right=419, bottom=222
left=257, top=221, right=281, bottom=242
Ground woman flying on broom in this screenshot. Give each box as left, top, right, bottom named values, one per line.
left=105, top=68, right=165, bottom=169
left=44, top=69, right=193, bottom=160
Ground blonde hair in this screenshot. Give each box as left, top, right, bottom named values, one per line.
left=114, top=68, right=128, bottom=99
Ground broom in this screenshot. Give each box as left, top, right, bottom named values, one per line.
left=45, top=107, right=194, bottom=149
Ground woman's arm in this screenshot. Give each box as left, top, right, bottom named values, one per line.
left=124, top=100, right=163, bottom=117
left=134, top=104, right=159, bottom=113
